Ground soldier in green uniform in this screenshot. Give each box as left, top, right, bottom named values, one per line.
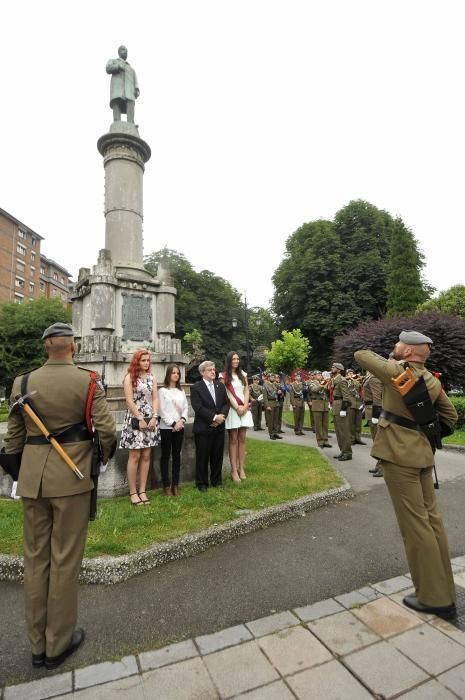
left=263, top=373, right=281, bottom=439
left=355, top=330, right=458, bottom=619
left=362, top=370, right=383, bottom=476
left=308, top=372, right=331, bottom=448
left=346, top=369, right=366, bottom=445
left=275, top=373, right=286, bottom=433
left=330, top=363, right=352, bottom=461
left=305, top=371, right=316, bottom=433
left=3, top=323, right=116, bottom=669
left=289, top=372, right=305, bottom=435
left=249, top=375, right=264, bottom=430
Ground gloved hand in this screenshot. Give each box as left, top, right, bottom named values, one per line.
left=339, top=410, right=347, bottom=417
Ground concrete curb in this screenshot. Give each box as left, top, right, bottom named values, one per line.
left=0, top=481, right=354, bottom=585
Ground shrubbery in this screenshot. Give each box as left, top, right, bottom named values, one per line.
left=449, top=396, right=465, bottom=429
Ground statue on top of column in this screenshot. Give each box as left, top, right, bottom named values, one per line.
left=106, top=45, right=139, bottom=124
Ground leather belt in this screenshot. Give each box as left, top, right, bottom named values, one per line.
left=380, top=410, right=421, bottom=432
left=364, top=400, right=373, bottom=405
left=26, top=423, right=92, bottom=445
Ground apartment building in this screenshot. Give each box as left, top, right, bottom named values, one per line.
left=0, top=208, right=70, bottom=304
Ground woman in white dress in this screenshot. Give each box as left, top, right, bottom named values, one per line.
left=221, top=351, right=253, bottom=482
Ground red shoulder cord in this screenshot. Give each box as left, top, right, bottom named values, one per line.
left=85, top=370, right=97, bottom=436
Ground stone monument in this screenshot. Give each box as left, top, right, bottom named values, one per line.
left=71, top=46, right=184, bottom=387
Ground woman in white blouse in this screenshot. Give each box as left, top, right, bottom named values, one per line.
left=158, top=364, right=189, bottom=496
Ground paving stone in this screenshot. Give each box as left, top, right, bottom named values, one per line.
left=334, top=590, right=371, bottom=609
left=74, top=655, right=138, bottom=690
left=452, top=562, right=465, bottom=573
left=371, top=575, right=412, bottom=594
left=293, top=598, right=345, bottom=622
left=68, top=674, right=146, bottom=699
left=195, top=624, right=252, bottom=655
left=308, top=610, right=380, bottom=655
left=388, top=587, right=434, bottom=621
left=203, top=640, right=279, bottom=697
left=355, top=586, right=383, bottom=601
left=351, top=596, right=422, bottom=637
left=438, top=661, right=465, bottom=698
left=258, top=626, right=332, bottom=676
left=287, top=658, right=372, bottom=699
left=141, top=657, right=219, bottom=699
left=246, top=611, right=298, bottom=638
left=139, top=639, right=198, bottom=671
left=396, top=679, right=457, bottom=699
left=343, top=640, right=429, bottom=697
left=389, top=623, right=465, bottom=675
left=452, top=555, right=465, bottom=569
left=453, top=571, right=465, bottom=588
left=3, top=673, right=72, bottom=700
left=430, top=616, right=465, bottom=647
left=232, top=680, right=295, bottom=699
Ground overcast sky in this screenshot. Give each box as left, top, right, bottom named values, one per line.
left=2, top=0, right=464, bottom=309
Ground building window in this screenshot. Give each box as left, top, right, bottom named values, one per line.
left=53, top=272, right=58, bottom=281
left=14, top=295, right=23, bottom=304
left=40, top=282, right=46, bottom=293
left=15, top=277, right=25, bottom=289
left=29, top=282, right=35, bottom=293
left=40, top=265, right=46, bottom=275
left=18, top=229, right=26, bottom=239
left=30, top=266, right=36, bottom=274
left=31, top=238, right=36, bottom=247
left=31, top=252, right=36, bottom=263
left=52, top=289, right=58, bottom=297
left=60, top=276, right=65, bottom=284
left=61, top=292, right=67, bottom=300
left=17, top=243, right=26, bottom=256
left=16, top=260, right=25, bottom=273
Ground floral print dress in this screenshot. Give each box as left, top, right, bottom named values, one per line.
left=119, top=375, right=160, bottom=449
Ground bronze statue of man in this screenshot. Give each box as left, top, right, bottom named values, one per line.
left=106, top=45, right=139, bottom=123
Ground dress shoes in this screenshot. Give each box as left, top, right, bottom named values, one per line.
left=372, top=470, right=383, bottom=477
left=403, top=595, right=456, bottom=620
left=32, top=652, right=45, bottom=668
left=197, top=485, right=208, bottom=492
left=171, top=485, right=180, bottom=496
left=275, top=434, right=283, bottom=439
left=44, top=628, right=85, bottom=670
left=354, top=440, right=367, bottom=445
left=337, top=454, right=352, bottom=461
left=212, top=482, right=224, bottom=488
left=368, top=467, right=378, bottom=473
left=334, top=452, right=343, bottom=459
left=270, top=435, right=277, bottom=440
left=323, top=443, right=332, bottom=448
left=163, top=486, right=172, bottom=496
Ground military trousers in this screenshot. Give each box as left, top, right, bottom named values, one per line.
left=350, top=407, right=363, bottom=442
left=313, top=410, right=329, bottom=446
left=266, top=404, right=280, bottom=437
left=332, top=403, right=352, bottom=455
left=22, top=491, right=90, bottom=657
left=277, top=402, right=284, bottom=430
left=369, top=419, right=378, bottom=442
left=251, top=401, right=263, bottom=430
left=292, top=403, right=305, bottom=433
left=382, top=462, right=455, bottom=607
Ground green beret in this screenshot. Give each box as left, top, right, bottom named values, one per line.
left=399, top=330, right=433, bottom=345
left=332, top=362, right=344, bottom=371
left=42, top=322, right=74, bottom=340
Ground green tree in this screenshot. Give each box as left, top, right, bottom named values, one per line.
left=418, top=285, right=465, bottom=317
left=265, top=329, right=311, bottom=375
left=144, top=247, right=244, bottom=373
left=386, top=218, right=431, bottom=315
left=0, top=298, right=72, bottom=395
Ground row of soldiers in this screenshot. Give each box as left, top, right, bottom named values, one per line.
left=248, top=367, right=383, bottom=471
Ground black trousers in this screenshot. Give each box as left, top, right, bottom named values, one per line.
left=194, top=430, right=225, bottom=487
left=160, top=429, right=184, bottom=487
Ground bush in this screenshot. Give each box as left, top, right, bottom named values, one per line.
left=450, top=396, right=465, bottom=429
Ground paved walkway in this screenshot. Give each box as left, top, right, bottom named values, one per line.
left=3, top=560, right=465, bottom=699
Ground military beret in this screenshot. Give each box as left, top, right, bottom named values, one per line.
left=252, top=374, right=259, bottom=380
left=42, top=322, right=74, bottom=340
left=399, top=330, right=433, bottom=345
left=332, top=362, right=344, bottom=371
left=346, top=368, right=354, bottom=374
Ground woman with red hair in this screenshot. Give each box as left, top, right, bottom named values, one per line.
left=120, top=349, right=160, bottom=505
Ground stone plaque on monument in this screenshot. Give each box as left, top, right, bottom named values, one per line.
left=121, top=293, right=152, bottom=341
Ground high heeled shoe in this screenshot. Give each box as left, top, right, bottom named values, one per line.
left=238, top=470, right=247, bottom=480
left=231, top=471, right=241, bottom=483
left=129, top=492, right=143, bottom=506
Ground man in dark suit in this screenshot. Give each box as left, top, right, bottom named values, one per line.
left=190, top=360, right=230, bottom=491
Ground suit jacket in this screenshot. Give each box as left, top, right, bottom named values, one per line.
left=354, top=350, right=457, bottom=468
left=190, top=379, right=229, bottom=435
left=4, top=359, right=116, bottom=498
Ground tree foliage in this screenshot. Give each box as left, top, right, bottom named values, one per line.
left=144, top=248, right=279, bottom=378
left=272, top=200, right=432, bottom=366
left=418, top=285, right=465, bottom=317
left=386, top=218, right=430, bottom=315
left=333, top=312, right=465, bottom=391
left=265, top=329, right=311, bottom=375
left=0, top=298, right=72, bottom=395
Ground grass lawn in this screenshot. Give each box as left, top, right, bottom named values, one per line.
left=0, top=438, right=343, bottom=559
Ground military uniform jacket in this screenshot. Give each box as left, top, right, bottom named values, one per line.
left=4, top=360, right=116, bottom=499
left=354, top=350, right=458, bottom=468
left=249, top=384, right=263, bottom=402
left=262, top=381, right=278, bottom=407
left=347, top=378, right=362, bottom=409
left=363, top=373, right=383, bottom=407
left=307, top=380, right=329, bottom=411
left=289, top=381, right=304, bottom=407
left=331, top=374, right=351, bottom=404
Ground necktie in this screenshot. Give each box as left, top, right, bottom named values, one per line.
left=209, top=382, right=216, bottom=401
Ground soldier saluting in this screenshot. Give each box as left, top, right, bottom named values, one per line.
left=3, top=323, right=116, bottom=670
left=289, top=372, right=305, bottom=435
left=355, top=330, right=458, bottom=619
